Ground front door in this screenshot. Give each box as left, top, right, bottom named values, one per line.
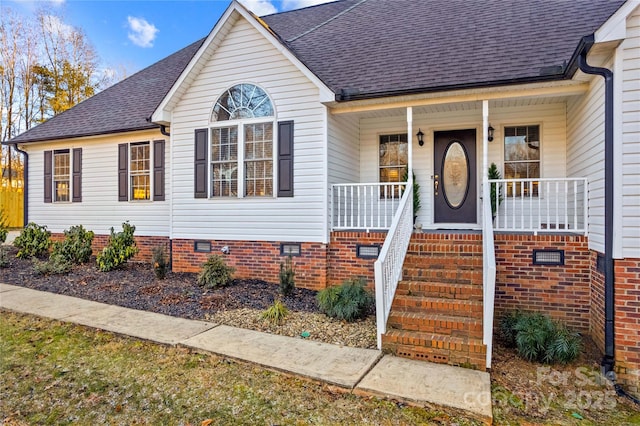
left=434, top=129, right=477, bottom=224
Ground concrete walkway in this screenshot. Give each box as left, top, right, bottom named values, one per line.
left=0, top=283, right=492, bottom=423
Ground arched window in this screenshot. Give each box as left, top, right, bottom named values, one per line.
left=209, top=84, right=275, bottom=197
left=212, top=83, right=274, bottom=121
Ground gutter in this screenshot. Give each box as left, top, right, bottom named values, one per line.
left=11, top=144, right=28, bottom=227
left=576, top=33, right=621, bottom=389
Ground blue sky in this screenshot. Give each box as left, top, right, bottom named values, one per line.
left=5, top=0, right=335, bottom=77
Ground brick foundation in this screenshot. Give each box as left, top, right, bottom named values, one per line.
left=613, top=257, right=640, bottom=397
left=51, top=232, right=169, bottom=263
left=590, top=251, right=606, bottom=355
left=171, top=239, right=327, bottom=291
left=493, top=233, right=591, bottom=332
left=328, top=231, right=387, bottom=288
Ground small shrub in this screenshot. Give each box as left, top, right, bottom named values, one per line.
left=13, top=222, right=51, bottom=259
left=52, top=225, right=94, bottom=264
left=498, top=310, right=524, bottom=348
left=262, top=300, right=289, bottom=325
left=197, top=255, right=234, bottom=289
left=96, top=222, right=138, bottom=272
left=547, top=322, right=582, bottom=364
left=279, top=256, right=295, bottom=296
left=0, top=246, right=8, bottom=268
left=33, top=253, right=72, bottom=275
left=317, top=277, right=373, bottom=322
left=500, top=310, right=582, bottom=364
left=151, top=246, right=169, bottom=280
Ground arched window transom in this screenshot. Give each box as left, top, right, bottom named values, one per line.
left=212, top=83, right=274, bottom=122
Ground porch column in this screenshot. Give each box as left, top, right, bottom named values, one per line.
left=482, top=100, right=489, bottom=183
left=407, top=106, right=413, bottom=179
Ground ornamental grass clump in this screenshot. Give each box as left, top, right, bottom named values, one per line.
left=261, top=300, right=289, bottom=325
left=317, top=277, right=373, bottom=322
left=13, top=222, right=51, bottom=259
left=197, top=255, right=234, bottom=289
left=96, top=222, right=138, bottom=272
left=499, top=310, right=582, bottom=364
left=32, top=252, right=72, bottom=276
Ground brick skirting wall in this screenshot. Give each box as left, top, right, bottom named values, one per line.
left=328, top=231, right=387, bottom=288
left=493, top=233, right=591, bottom=332
left=51, top=232, right=169, bottom=263
left=171, top=239, right=328, bottom=291
left=613, top=257, right=640, bottom=397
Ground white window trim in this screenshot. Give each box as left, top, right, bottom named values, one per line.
left=209, top=116, right=277, bottom=199
left=53, top=149, right=71, bottom=203
left=128, top=141, right=154, bottom=202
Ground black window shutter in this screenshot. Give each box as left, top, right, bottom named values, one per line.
left=194, top=129, right=208, bottom=198
left=118, top=143, right=128, bottom=201
left=44, top=150, right=52, bottom=203
left=153, top=140, right=165, bottom=201
left=72, top=148, right=82, bottom=202
left=277, top=121, right=294, bottom=197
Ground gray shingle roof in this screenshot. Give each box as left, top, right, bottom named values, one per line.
left=9, top=0, right=624, bottom=144
left=9, top=38, right=204, bottom=144
left=263, top=0, right=625, bottom=99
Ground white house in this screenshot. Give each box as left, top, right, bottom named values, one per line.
left=6, top=0, right=640, bottom=395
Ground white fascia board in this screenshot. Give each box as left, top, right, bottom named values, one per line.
left=151, top=1, right=335, bottom=124
left=595, top=0, right=639, bottom=43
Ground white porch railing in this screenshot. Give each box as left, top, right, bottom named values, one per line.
left=373, top=181, right=413, bottom=349
left=331, top=183, right=407, bottom=230
left=482, top=181, right=497, bottom=369
left=489, top=178, right=588, bottom=234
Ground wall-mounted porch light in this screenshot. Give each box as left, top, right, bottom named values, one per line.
left=416, top=129, right=424, bottom=146
left=488, top=125, right=495, bottom=142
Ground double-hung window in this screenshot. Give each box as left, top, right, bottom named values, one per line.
left=44, top=148, right=82, bottom=203
left=379, top=133, right=408, bottom=197
left=504, top=125, right=540, bottom=196
left=209, top=83, right=275, bottom=198
left=130, top=142, right=150, bottom=200
left=53, top=150, right=70, bottom=202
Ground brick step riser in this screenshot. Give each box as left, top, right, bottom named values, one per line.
left=382, top=342, right=486, bottom=370
left=401, top=268, right=482, bottom=285
left=390, top=302, right=483, bottom=319
left=394, top=287, right=483, bottom=301
left=387, top=316, right=483, bottom=339
left=406, top=244, right=483, bottom=256
left=403, top=257, right=482, bottom=269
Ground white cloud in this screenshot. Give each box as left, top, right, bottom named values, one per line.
left=127, top=16, right=158, bottom=48
left=281, top=0, right=335, bottom=11
left=41, top=15, right=74, bottom=38
left=239, top=0, right=278, bottom=16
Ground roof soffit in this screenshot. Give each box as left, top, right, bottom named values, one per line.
left=151, top=1, right=334, bottom=124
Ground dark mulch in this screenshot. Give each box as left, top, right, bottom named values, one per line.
left=0, top=246, right=319, bottom=320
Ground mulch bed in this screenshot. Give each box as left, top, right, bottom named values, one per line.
left=0, top=246, right=319, bottom=320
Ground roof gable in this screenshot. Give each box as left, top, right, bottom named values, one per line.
left=151, top=0, right=334, bottom=124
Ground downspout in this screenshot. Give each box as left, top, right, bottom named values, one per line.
left=11, top=144, right=28, bottom=227
left=577, top=35, right=616, bottom=378
left=159, top=125, right=170, bottom=137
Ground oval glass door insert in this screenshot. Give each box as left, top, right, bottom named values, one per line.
left=442, top=141, right=469, bottom=208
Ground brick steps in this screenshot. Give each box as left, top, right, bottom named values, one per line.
left=381, top=232, right=486, bottom=370
left=387, top=311, right=483, bottom=339
left=382, top=330, right=486, bottom=369
left=395, top=281, right=483, bottom=301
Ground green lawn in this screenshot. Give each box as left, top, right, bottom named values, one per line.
left=0, top=311, right=479, bottom=425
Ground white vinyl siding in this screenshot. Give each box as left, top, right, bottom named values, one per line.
left=621, top=7, right=640, bottom=258
left=26, top=130, right=169, bottom=236
left=170, top=16, right=325, bottom=242
left=567, top=66, right=608, bottom=253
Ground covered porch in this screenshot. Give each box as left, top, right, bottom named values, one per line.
left=325, top=81, right=593, bottom=369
